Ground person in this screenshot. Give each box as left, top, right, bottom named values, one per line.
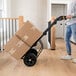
left=61, top=0, right=76, bottom=60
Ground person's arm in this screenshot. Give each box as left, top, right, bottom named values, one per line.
left=66, top=15, right=76, bottom=19
left=67, top=1, right=76, bottom=19
left=66, top=15, right=72, bottom=19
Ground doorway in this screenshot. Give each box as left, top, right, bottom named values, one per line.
left=51, top=4, right=67, bottom=38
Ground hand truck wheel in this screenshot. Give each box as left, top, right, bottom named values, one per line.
left=29, top=48, right=38, bottom=56
left=23, top=53, right=37, bottom=66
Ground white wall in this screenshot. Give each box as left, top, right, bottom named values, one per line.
left=11, top=0, right=47, bottom=30
left=5, top=0, right=11, bottom=17
left=0, top=0, right=3, bottom=9
left=6, top=0, right=51, bottom=48
left=51, top=0, right=70, bottom=4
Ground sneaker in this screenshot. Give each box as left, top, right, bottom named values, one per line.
left=72, top=58, right=76, bottom=63
left=61, top=55, right=72, bottom=60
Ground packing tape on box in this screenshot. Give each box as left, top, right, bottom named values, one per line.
left=15, top=34, right=31, bottom=47
left=22, top=35, right=28, bottom=41
left=16, top=40, right=24, bottom=47
left=8, top=40, right=26, bottom=55
left=9, top=48, right=16, bottom=54
left=30, top=26, right=36, bottom=30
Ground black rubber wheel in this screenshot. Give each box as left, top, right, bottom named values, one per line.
left=29, top=48, right=37, bottom=56
left=23, top=53, right=37, bottom=66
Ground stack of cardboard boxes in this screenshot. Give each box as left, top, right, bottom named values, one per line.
left=4, top=21, right=42, bottom=60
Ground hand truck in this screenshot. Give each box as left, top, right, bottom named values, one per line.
left=21, top=16, right=66, bottom=66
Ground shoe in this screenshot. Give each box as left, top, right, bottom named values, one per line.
left=61, top=55, right=72, bottom=60
left=72, top=58, right=76, bottom=63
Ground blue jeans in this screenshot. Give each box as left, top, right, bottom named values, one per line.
left=65, top=23, right=76, bottom=55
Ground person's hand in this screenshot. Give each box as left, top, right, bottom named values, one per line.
left=66, top=15, right=72, bottom=19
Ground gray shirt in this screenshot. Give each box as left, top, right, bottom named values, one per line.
left=67, top=0, right=76, bottom=25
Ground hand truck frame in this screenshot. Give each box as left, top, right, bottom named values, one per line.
left=21, top=16, right=66, bottom=66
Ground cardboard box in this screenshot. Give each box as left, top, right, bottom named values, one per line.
left=4, top=21, right=42, bottom=60
left=16, top=21, right=42, bottom=46
left=4, top=35, right=30, bottom=60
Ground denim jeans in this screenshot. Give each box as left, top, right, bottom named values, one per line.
left=65, top=23, right=76, bottom=55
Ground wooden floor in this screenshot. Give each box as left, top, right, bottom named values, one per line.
left=0, top=39, right=76, bottom=76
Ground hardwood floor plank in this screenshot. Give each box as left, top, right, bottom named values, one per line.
left=0, top=39, right=76, bottom=76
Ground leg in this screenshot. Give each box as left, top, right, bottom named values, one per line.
left=71, top=23, right=76, bottom=42
left=61, top=25, right=72, bottom=60
left=65, top=25, right=72, bottom=55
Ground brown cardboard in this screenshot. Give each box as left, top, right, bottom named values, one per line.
left=4, top=35, right=30, bottom=60
left=16, top=21, right=42, bottom=46
left=4, top=21, right=42, bottom=60
left=4, top=35, right=20, bottom=52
